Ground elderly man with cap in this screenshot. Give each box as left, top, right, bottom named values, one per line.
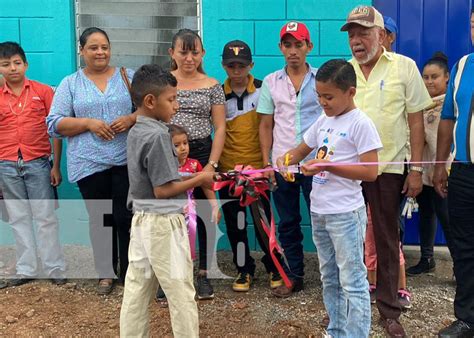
left=341, top=5, right=432, bottom=337
left=434, top=8, right=474, bottom=338
left=257, top=21, right=323, bottom=298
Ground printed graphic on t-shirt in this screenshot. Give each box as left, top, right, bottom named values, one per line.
left=313, top=130, right=339, bottom=185
left=303, top=108, right=382, bottom=214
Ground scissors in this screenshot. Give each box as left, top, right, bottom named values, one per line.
left=283, top=153, right=295, bottom=182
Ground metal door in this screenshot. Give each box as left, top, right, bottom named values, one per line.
left=373, top=0, right=473, bottom=245
left=374, top=0, right=473, bottom=69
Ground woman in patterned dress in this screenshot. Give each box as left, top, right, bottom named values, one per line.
left=167, top=29, right=226, bottom=300
left=47, top=27, right=135, bottom=295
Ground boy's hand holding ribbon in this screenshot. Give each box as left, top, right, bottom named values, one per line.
left=301, top=158, right=330, bottom=176
left=277, top=152, right=332, bottom=181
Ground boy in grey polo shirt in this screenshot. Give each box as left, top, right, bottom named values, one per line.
left=120, top=64, right=214, bottom=338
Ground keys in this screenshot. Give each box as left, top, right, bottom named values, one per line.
left=401, top=197, right=419, bottom=219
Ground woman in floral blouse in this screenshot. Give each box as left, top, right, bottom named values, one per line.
left=165, top=29, right=226, bottom=300
left=47, top=27, right=135, bottom=295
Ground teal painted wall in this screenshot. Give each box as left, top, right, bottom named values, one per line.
left=1, top=0, right=372, bottom=251
left=0, top=0, right=79, bottom=197
left=0, top=0, right=83, bottom=246
left=201, top=0, right=372, bottom=83
left=0, top=0, right=76, bottom=86
left=202, top=0, right=371, bottom=251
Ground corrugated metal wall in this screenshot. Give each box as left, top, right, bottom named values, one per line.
left=374, top=0, right=474, bottom=70
left=75, top=0, right=200, bottom=70
left=373, top=0, right=474, bottom=245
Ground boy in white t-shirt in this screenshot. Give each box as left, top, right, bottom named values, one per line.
left=277, top=59, right=382, bottom=337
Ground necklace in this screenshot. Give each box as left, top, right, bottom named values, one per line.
left=8, top=87, right=29, bottom=116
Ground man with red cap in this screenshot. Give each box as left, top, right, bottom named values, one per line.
left=341, top=5, right=432, bottom=337
left=257, top=21, right=323, bottom=297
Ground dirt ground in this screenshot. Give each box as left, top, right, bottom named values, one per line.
left=0, top=246, right=456, bottom=337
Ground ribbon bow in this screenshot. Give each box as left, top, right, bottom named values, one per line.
left=213, top=165, right=271, bottom=206
left=213, top=165, right=293, bottom=288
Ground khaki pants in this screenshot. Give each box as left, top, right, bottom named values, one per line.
left=120, top=212, right=198, bottom=338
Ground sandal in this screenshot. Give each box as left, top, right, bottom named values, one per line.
left=97, top=278, right=114, bottom=295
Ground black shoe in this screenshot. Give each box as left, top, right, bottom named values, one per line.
left=156, top=285, right=166, bottom=299
left=50, top=270, right=67, bottom=285
left=232, top=273, right=252, bottom=292
left=438, top=320, right=474, bottom=337
left=7, top=275, right=34, bottom=287
left=196, top=274, right=214, bottom=300
left=155, top=286, right=168, bottom=308
left=406, top=257, right=436, bottom=276
left=0, top=280, right=7, bottom=289
left=269, top=271, right=284, bottom=289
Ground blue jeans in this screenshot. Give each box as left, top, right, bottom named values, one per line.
left=311, top=206, right=371, bottom=338
left=273, top=172, right=312, bottom=280
left=0, top=157, right=65, bottom=277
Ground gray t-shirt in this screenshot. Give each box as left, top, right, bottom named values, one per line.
left=127, top=115, right=186, bottom=213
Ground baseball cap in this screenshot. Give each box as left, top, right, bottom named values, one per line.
left=340, top=6, right=385, bottom=31
left=383, top=16, right=398, bottom=34
left=222, top=40, right=252, bottom=66
left=280, top=21, right=311, bottom=42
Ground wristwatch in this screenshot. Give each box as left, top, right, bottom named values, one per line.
left=208, top=160, right=218, bottom=169
left=409, top=165, right=423, bottom=173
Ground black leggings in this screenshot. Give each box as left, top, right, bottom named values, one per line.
left=417, top=185, right=452, bottom=259
left=189, top=136, right=215, bottom=271
left=77, top=166, right=132, bottom=281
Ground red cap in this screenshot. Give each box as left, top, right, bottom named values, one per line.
left=280, top=21, right=311, bottom=42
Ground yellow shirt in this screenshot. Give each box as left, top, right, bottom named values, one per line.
left=219, top=75, right=264, bottom=172
left=350, top=51, right=432, bottom=174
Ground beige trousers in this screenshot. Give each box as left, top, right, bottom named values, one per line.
left=120, top=212, right=198, bottom=338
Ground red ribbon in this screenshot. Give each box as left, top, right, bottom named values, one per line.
left=213, top=165, right=293, bottom=288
